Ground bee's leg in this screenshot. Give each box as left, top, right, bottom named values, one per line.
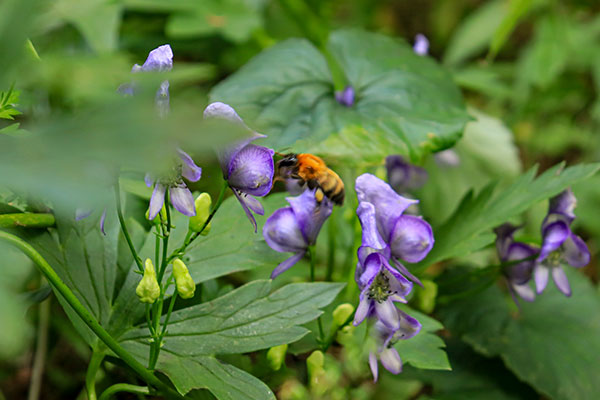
left=314, top=188, right=325, bottom=203
left=306, top=179, right=318, bottom=190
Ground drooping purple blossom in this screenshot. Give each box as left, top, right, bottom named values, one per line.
left=145, top=149, right=202, bottom=220
left=368, top=312, right=421, bottom=382
left=335, top=85, right=355, bottom=107
left=385, top=155, right=428, bottom=194
left=355, top=173, right=434, bottom=286
left=204, top=102, right=275, bottom=232
left=413, top=33, right=429, bottom=56
left=263, top=189, right=333, bottom=278
left=494, top=224, right=537, bottom=304
left=533, top=190, right=590, bottom=297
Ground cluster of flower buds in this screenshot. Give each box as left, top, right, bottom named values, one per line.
left=495, top=189, right=590, bottom=302
left=353, top=173, right=434, bottom=380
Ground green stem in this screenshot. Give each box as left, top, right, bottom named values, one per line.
left=160, top=291, right=178, bottom=339
left=0, top=213, right=55, bottom=228
left=0, top=231, right=182, bottom=399
left=326, top=210, right=336, bottom=281
left=27, top=296, right=50, bottom=400
left=85, top=351, right=105, bottom=400
left=308, top=245, right=325, bottom=346
left=99, top=384, right=151, bottom=400
left=115, top=184, right=144, bottom=273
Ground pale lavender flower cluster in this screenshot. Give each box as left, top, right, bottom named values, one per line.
left=495, top=189, right=590, bottom=301
left=353, top=173, right=434, bottom=380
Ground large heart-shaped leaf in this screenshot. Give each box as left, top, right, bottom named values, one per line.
left=210, top=29, right=470, bottom=163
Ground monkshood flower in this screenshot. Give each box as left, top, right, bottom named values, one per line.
left=494, top=224, right=537, bottom=304
left=413, top=33, right=429, bottom=56
left=335, top=85, right=355, bottom=107
left=145, top=149, right=202, bottom=220
left=368, top=313, right=421, bottom=381
left=263, top=189, right=333, bottom=278
left=355, top=173, right=434, bottom=285
left=385, top=155, right=428, bottom=193
left=534, top=190, right=590, bottom=296
left=204, top=102, right=275, bottom=232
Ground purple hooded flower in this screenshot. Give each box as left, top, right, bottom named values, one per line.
left=494, top=224, right=537, bottom=304
left=368, top=312, right=421, bottom=382
left=263, top=189, right=333, bottom=278
left=145, top=149, right=202, bottom=220
left=335, top=85, right=355, bottom=107
left=385, top=155, right=428, bottom=194
left=533, top=190, right=590, bottom=297
left=413, top=33, right=429, bottom=56
left=204, top=102, right=275, bottom=232
left=355, top=174, right=434, bottom=286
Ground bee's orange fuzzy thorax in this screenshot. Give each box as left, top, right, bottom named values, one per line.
left=296, top=154, right=326, bottom=179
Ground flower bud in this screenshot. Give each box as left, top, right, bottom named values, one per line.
left=332, top=303, right=354, bottom=329
left=189, top=193, right=212, bottom=234
left=306, top=350, right=324, bottom=380
left=414, top=279, right=437, bottom=314
left=172, top=258, right=195, bottom=299
left=136, top=259, right=160, bottom=303
left=146, top=204, right=167, bottom=224
left=266, top=344, right=288, bottom=371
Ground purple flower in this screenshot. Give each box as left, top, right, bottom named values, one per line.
left=145, top=149, right=202, bottom=220
left=355, top=173, right=434, bottom=285
left=368, top=313, right=421, bottom=382
left=335, top=85, right=355, bottom=107
left=263, top=189, right=332, bottom=278
left=413, top=33, right=429, bottom=56
left=533, top=190, right=590, bottom=297
left=385, top=155, right=428, bottom=193
left=494, top=224, right=537, bottom=304
left=75, top=208, right=108, bottom=235
left=204, top=102, right=275, bottom=232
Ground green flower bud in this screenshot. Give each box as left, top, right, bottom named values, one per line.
left=266, top=343, right=288, bottom=371
left=172, top=258, right=195, bottom=299
left=332, top=303, right=354, bottom=329
left=414, top=279, right=438, bottom=314
left=145, top=204, right=167, bottom=224
left=136, top=259, right=160, bottom=303
left=189, top=193, right=212, bottom=234
left=306, top=350, right=324, bottom=380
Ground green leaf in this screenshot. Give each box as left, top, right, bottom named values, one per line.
left=488, top=0, right=534, bottom=60
left=395, top=305, right=451, bottom=371
left=418, top=162, right=600, bottom=267
left=210, top=28, right=469, bottom=163
left=439, top=270, right=600, bottom=400
left=0, top=88, right=22, bottom=120
left=119, top=280, right=345, bottom=356
left=158, top=353, right=275, bottom=399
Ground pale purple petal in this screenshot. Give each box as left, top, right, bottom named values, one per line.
left=270, top=251, right=305, bottom=279
left=538, top=220, right=570, bottom=262
left=227, top=144, right=274, bottom=196
left=358, top=253, right=384, bottom=289
left=413, top=33, right=429, bottom=56
left=563, top=233, right=590, bottom=268
left=534, top=264, right=549, bottom=294
left=234, top=190, right=258, bottom=232
left=392, top=259, right=423, bottom=288
left=389, top=215, right=434, bottom=263
left=355, top=174, right=418, bottom=242
left=369, top=352, right=379, bottom=382
left=144, top=173, right=154, bottom=188
left=512, top=282, right=535, bottom=303
left=141, top=44, right=173, bottom=72
left=170, top=185, right=196, bottom=216
left=353, top=291, right=372, bottom=326
left=385, top=155, right=428, bottom=193
left=357, top=202, right=387, bottom=251
left=395, top=309, right=422, bottom=340
left=552, top=266, right=571, bottom=297
left=335, top=86, right=355, bottom=107
left=177, top=149, right=202, bottom=182
left=383, top=262, right=413, bottom=298
left=148, top=183, right=166, bottom=220
left=242, top=194, right=264, bottom=215
left=379, top=347, right=402, bottom=374
left=75, top=209, right=93, bottom=221
left=155, top=80, right=170, bottom=118
left=287, top=189, right=333, bottom=244
left=100, top=209, right=106, bottom=236
left=263, top=207, right=307, bottom=253
left=549, top=189, right=576, bottom=221
left=375, top=299, right=400, bottom=330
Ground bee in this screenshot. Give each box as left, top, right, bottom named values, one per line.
left=276, top=153, right=345, bottom=205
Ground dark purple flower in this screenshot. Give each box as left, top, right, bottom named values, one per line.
left=385, top=155, right=428, bottom=194
left=494, top=224, right=537, bottom=304
left=534, top=190, right=590, bottom=296
left=413, top=33, right=429, bottom=56
left=368, top=312, right=421, bottom=382
left=335, top=85, right=355, bottom=107
left=145, top=149, right=202, bottom=220
left=263, top=189, right=333, bottom=278
left=355, top=173, right=434, bottom=285
left=204, top=102, right=275, bottom=232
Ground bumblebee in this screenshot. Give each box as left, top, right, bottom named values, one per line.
left=276, top=153, right=345, bottom=205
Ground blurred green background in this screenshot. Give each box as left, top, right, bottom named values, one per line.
left=1, top=0, right=599, bottom=399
